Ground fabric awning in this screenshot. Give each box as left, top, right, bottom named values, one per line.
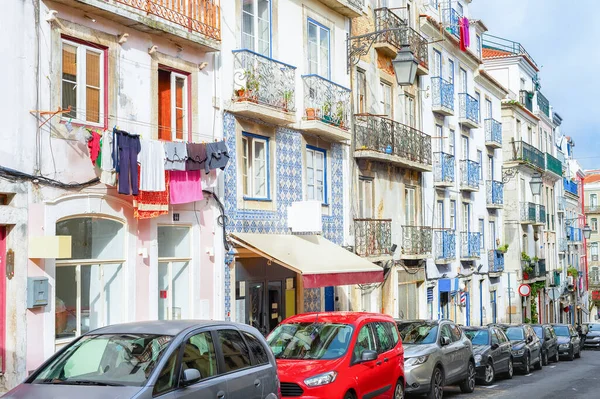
left=229, top=233, right=384, bottom=288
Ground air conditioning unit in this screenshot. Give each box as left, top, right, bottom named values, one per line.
left=287, top=201, right=322, bottom=233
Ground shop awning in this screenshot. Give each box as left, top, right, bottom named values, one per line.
left=229, top=233, right=384, bottom=288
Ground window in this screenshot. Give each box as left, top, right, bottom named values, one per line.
left=154, top=347, right=179, bottom=395
left=592, top=243, right=599, bottom=261
left=242, top=0, right=270, bottom=56
left=357, top=69, right=367, bottom=113
left=436, top=200, right=444, bottom=229
left=488, top=155, right=494, bottom=180
left=486, top=99, right=492, bottom=119
left=183, top=331, right=218, bottom=380
left=477, top=150, right=483, bottom=180
left=61, top=39, right=105, bottom=125
left=358, top=177, right=373, bottom=218
left=158, top=69, right=189, bottom=141
left=158, top=226, right=192, bottom=320
left=449, top=324, right=462, bottom=342
left=516, top=120, right=522, bottom=141
left=440, top=324, right=453, bottom=342
left=307, top=19, right=330, bottom=78
left=306, top=146, right=326, bottom=204
left=450, top=200, right=456, bottom=230
left=449, top=129, right=455, bottom=156
left=218, top=329, right=252, bottom=372
left=405, top=94, right=416, bottom=128
left=479, top=218, right=485, bottom=249
left=353, top=325, right=376, bottom=361
left=459, top=68, right=467, bottom=93
left=447, top=59, right=455, bottom=84
left=374, top=322, right=394, bottom=353
left=476, top=34, right=482, bottom=58
left=242, top=331, right=269, bottom=365
left=475, top=92, right=481, bottom=122
left=380, top=81, right=392, bottom=118
left=491, top=330, right=499, bottom=345
left=489, top=221, right=496, bottom=248
left=592, top=218, right=598, bottom=232
left=457, top=2, right=464, bottom=16
left=462, top=203, right=469, bottom=232
left=591, top=194, right=598, bottom=207
left=241, top=133, right=269, bottom=199
left=435, top=124, right=443, bottom=153
left=461, top=135, right=469, bottom=160
left=55, top=218, right=125, bottom=340
left=405, top=187, right=416, bottom=226
left=433, top=50, right=442, bottom=77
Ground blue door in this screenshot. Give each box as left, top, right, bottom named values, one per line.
left=324, top=287, right=334, bottom=311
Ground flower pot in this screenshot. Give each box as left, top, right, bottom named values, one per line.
left=523, top=271, right=530, bottom=280
left=306, top=108, right=316, bottom=120
left=322, top=115, right=334, bottom=125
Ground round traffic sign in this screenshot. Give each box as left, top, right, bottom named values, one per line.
left=518, top=284, right=531, bottom=297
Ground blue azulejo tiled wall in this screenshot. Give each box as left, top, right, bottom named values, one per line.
left=223, top=112, right=344, bottom=319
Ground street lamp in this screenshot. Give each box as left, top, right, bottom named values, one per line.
left=529, top=173, right=543, bottom=196
left=583, top=224, right=593, bottom=240
left=392, top=46, right=419, bottom=86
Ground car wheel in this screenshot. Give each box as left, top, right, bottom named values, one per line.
left=568, top=347, right=575, bottom=361
left=505, top=358, right=514, bottom=379
left=534, top=352, right=543, bottom=371
left=426, top=367, right=444, bottom=399
left=343, top=391, right=355, bottom=399
left=523, top=354, right=531, bottom=374
left=542, top=351, right=548, bottom=366
left=459, top=361, right=476, bottom=393
left=576, top=345, right=582, bottom=359
left=483, top=363, right=495, bottom=386
left=394, top=380, right=405, bottom=399
left=553, top=350, right=560, bottom=363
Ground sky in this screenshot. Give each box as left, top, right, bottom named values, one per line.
left=469, top=0, right=600, bottom=170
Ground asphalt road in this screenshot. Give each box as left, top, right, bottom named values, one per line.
left=424, top=349, right=600, bottom=399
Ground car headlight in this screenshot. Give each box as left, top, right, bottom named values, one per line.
left=512, top=349, right=525, bottom=356
left=474, top=354, right=482, bottom=363
left=559, top=344, right=570, bottom=349
left=304, top=371, right=337, bottom=387
left=405, top=355, right=429, bottom=367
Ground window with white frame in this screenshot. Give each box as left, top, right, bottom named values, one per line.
left=447, top=59, right=455, bottom=84
left=405, top=94, right=416, bottom=128
left=435, top=124, right=443, bottom=153
left=61, top=39, right=105, bottom=125
left=591, top=194, right=598, bottom=207
left=433, top=50, right=442, bottom=78
left=450, top=200, right=456, bottom=230
left=475, top=92, right=481, bottom=122
left=486, top=98, right=492, bottom=119
left=306, top=146, right=327, bottom=204
left=488, top=155, right=494, bottom=180
left=55, top=217, right=125, bottom=340
left=592, top=218, right=598, bottom=232
left=479, top=218, right=485, bottom=249
left=241, top=133, right=269, bottom=199
left=592, top=243, right=599, bottom=262
left=242, top=0, right=271, bottom=56
left=462, top=203, right=469, bottom=232
left=158, top=69, right=189, bottom=141
left=449, top=129, right=455, bottom=156
left=158, top=226, right=192, bottom=320
left=307, top=19, right=330, bottom=78
left=357, top=69, right=367, bottom=113
left=476, top=34, right=482, bottom=58
left=380, top=81, right=392, bottom=118
left=405, top=187, right=416, bottom=225
left=477, top=150, right=483, bottom=180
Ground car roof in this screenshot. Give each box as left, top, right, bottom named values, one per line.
left=283, top=312, right=393, bottom=325
left=395, top=319, right=451, bottom=325
left=463, top=326, right=489, bottom=330
left=90, top=320, right=244, bottom=336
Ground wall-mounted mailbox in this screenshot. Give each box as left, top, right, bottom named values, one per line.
left=27, top=277, right=49, bottom=308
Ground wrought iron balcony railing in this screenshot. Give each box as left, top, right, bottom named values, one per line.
left=585, top=205, right=600, bottom=213
left=232, top=50, right=296, bottom=112
left=488, top=250, right=505, bottom=273
left=536, top=91, right=550, bottom=117
left=459, top=160, right=480, bottom=190
left=459, top=93, right=480, bottom=126
left=302, top=75, right=350, bottom=130
left=434, top=229, right=456, bottom=262
left=545, top=153, right=562, bottom=176
left=519, top=90, right=534, bottom=112
left=485, top=118, right=502, bottom=146
left=536, top=204, right=546, bottom=225
left=520, top=202, right=536, bottom=223
left=432, top=77, right=454, bottom=113
left=354, top=114, right=432, bottom=167
left=567, top=226, right=582, bottom=242
left=460, top=232, right=481, bottom=259
left=354, top=218, right=392, bottom=258
left=508, top=140, right=545, bottom=170
left=564, top=178, right=579, bottom=197
left=482, top=34, right=538, bottom=67
left=486, top=180, right=504, bottom=207
left=434, top=152, right=455, bottom=185
left=402, top=226, right=433, bottom=257
left=347, top=0, right=364, bottom=9
left=442, top=7, right=461, bottom=38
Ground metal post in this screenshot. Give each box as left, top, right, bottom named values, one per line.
left=507, top=272, right=512, bottom=324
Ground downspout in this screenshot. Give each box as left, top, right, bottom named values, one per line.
left=479, top=279, right=483, bottom=326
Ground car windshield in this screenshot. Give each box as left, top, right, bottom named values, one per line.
left=464, top=330, right=489, bottom=345
left=533, top=327, right=543, bottom=337
left=31, top=334, right=172, bottom=387
left=554, top=326, right=570, bottom=336
left=505, top=327, right=525, bottom=341
left=588, top=324, right=600, bottom=331
left=267, top=323, right=353, bottom=360
left=397, top=322, right=438, bottom=344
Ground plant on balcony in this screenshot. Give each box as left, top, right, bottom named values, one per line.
left=567, top=266, right=579, bottom=277
left=496, top=244, right=509, bottom=254
left=306, top=107, right=316, bottom=120
left=282, top=90, right=293, bottom=112
left=335, top=101, right=345, bottom=128
left=532, top=256, right=539, bottom=263
left=322, top=100, right=333, bottom=125
left=521, top=252, right=531, bottom=262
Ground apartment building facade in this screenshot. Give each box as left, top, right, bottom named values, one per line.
left=585, top=170, right=600, bottom=321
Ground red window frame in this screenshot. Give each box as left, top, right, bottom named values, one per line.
left=157, top=65, right=192, bottom=142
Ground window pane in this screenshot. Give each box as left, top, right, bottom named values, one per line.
left=80, top=264, right=101, bottom=334
left=242, top=137, right=249, bottom=196
left=218, top=330, right=252, bottom=372
left=374, top=322, right=393, bottom=353
left=104, top=263, right=123, bottom=326
left=158, top=226, right=190, bottom=258
left=62, top=44, right=77, bottom=119
left=158, top=262, right=169, bottom=321
left=153, top=348, right=179, bottom=395
left=64, top=337, right=108, bottom=378
left=85, top=87, right=100, bottom=123
left=172, top=261, right=190, bottom=319
left=257, top=0, right=270, bottom=56
left=319, top=28, right=329, bottom=78
left=85, top=51, right=101, bottom=123
left=56, top=266, right=77, bottom=339
left=242, top=0, right=255, bottom=51
left=57, top=218, right=125, bottom=260
left=243, top=331, right=269, bottom=365
left=254, top=140, right=267, bottom=197
left=175, top=77, right=185, bottom=140
left=353, top=325, right=376, bottom=361
left=184, top=332, right=218, bottom=379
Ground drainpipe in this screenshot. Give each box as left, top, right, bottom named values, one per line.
left=508, top=272, right=512, bottom=323
left=479, top=279, right=483, bottom=326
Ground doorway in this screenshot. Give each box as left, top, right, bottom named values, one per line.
left=247, top=280, right=284, bottom=335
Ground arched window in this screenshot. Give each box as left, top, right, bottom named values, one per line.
left=55, top=217, right=125, bottom=341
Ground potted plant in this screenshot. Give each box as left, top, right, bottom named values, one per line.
left=322, top=100, right=333, bottom=124
left=496, top=243, right=509, bottom=254
left=306, top=107, right=316, bottom=120
left=523, top=263, right=534, bottom=280
left=335, top=101, right=345, bottom=127
left=245, top=70, right=260, bottom=103
left=234, top=87, right=247, bottom=100
left=567, top=265, right=579, bottom=277
left=532, top=256, right=539, bottom=264
left=282, top=90, right=293, bottom=112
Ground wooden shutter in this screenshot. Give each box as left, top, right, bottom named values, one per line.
left=158, top=70, right=171, bottom=141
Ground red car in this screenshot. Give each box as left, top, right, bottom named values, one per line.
left=267, top=312, right=405, bottom=399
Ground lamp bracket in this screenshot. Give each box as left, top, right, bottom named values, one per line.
left=502, top=167, right=518, bottom=184
left=347, top=27, right=409, bottom=73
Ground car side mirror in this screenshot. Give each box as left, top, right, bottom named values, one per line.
left=360, top=350, right=378, bottom=363
left=491, top=343, right=499, bottom=350
left=440, top=336, right=451, bottom=347
left=181, top=369, right=201, bottom=386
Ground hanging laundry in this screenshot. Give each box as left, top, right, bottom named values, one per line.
left=459, top=17, right=470, bottom=52
left=87, top=131, right=101, bottom=165
left=170, top=170, right=203, bottom=204
left=463, top=17, right=470, bottom=48
left=96, top=138, right=103, bottom=169
left=115, top=129, right=141, bottom=196
left=134, top=166, right=170, bottom=219
left=205, top=141, right=230, bottom=174
left=100, top=129, right=116, bottom=186
left=139, top=138, right=166, bottom=192
left=164, top=141, right=188, bottom=171
left=186, top=143, right=207, bottom=171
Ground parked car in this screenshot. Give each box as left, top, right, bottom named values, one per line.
left=267, top=312, right=404, bottom=399
left=552, top=324, right=582, bottom=360
left=396, top=319, right=476, bottom=399
left=495, top=324, right=542, bottom=374
left=3, top=320, right=280, bottom=399
left=463, top=326, right=513, bottom=385
left=584, top=323, right=600, bottom=349
left=531, top=324, right=559, bottom=365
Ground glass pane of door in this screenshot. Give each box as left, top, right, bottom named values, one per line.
left=56, top=266, right=77, bottom=339
left=268, top=281, right=283, bottom=332
left=172, top=261, right=190, bottom=320
left=103, top=263, right=123, bottom=326
left=81, top=264, right=101, bottom=334
left=158, top=262, right=169, bottom=321
left=248, top=282, right=265, bottom=335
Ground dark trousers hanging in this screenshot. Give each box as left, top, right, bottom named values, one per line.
left=117, top=131, right=141, bottom=195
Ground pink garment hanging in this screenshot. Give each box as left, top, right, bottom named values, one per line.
left=169, top=170, right=204, bottom=204
left=463, top=17, right=470, bottom=48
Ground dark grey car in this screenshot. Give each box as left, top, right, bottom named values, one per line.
left=463, top=326, right=513, bottom=385
left=531, top=324, right=559, bottom=365
left=2, top=320, right=279, bottom=399
left=552, top=324, right=582, bottom=361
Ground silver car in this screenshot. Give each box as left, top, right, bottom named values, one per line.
left=3, top=320, right=279, bottom=399
left=396, top=319, right=476, bottom=399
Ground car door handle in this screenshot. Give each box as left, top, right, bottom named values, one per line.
left=217, top=391, right=226, bottom=399
left=376, top=360, right=382, bottom=366
left=254, top=379, right=261, bottom=388
left=384, top=357, right=389, bottom=362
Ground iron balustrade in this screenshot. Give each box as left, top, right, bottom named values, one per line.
left=232, top=50, right=296, bottom=112
left=486, top=180, right=504, bottom=206
left=567, top=226, right=582, bottom=242
left=302, top=75, right=351, bottom=130
left=509, top=140, right=545, bottom=170
left=354, top=114, right=432, bottom=167
left=488, top=250, right=505, bottom=273
left=459, top=160, right=480, bottom=190
left=521, top=202, right=536, bottom=223
left=459, top=93, right=480, bottom=125
left=460, top=232, right=481, bottom=259
left=545, top=153, right=562, bottom=176
left=536, top=91, right=550, bottom=117
left=482, top=34, right=538, bottom=67
left=442, top=7, right=461, bottom=38
left=432, top=77, right=454, bottom=113
left=585, top=205, right=600, bottom=213
left=354, top=218, right=392, bottom=258
left=434, top=152, right=455, bottom=184
left=519, top=90, right=534, bottom=112
left=434, top=229, right=456, bottom=262
left=564, top=178, right=579, bottom=196
left=347, top=0, right=364, bottom=10
left=485, top=118, right=502, bottom=146
left=536, top=204, right=546, bottom=225
left=402, top=226, right=433, bottom=256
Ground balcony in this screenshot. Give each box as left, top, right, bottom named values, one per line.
left=231, top=50, right=296, bottom=125
left=536, top=91, right=550, bottom=118
left=564, top=178, right=579, bottom=197
left=431, top=77, right=454, bottom=115
left=354, top=114, right=432, bottom=172
left=316, top=0, right=363, bottom=17
left=483, top=34, right=538, bottom=67
left=551, top=271, right=561, bottom=287
left=558, top=238, right=567, bottom=253
left=522, top=261, right=546, bottom=282
left=519, top=90, right=534, bottom=112
left=488, top=250, right=505, bottom=275
left=567, top=226, right=582, bottom=243
left=557, top=196, right=566, bottom=213
left=520, top=202, right=536, bottom=224
left=506, top=140, right=545, bottom=171
left=442, top=7, right=461, bottom=38
left=300, top=75, right=351, bottom=142
left=535, top=204, right=546, bottom=226
left=459, top=160, right=480, bottom=191
left=486, top=180, right=504, bottom=209
left=585, top=205, right=600, bottom=213
left=460, top=232, right=481, bottom=260
left=458, top=93, right=480, bottom=128
left=545, top=153, right=563, bottom=178
left=433, top=152, right=455, bottom=187
left=354, top=218, right=392, bottom=258
left=401, top=226, right=433, bottom=259
left=434, top=229, right=456, bottom=264
left=485, top=118, right=502, bottom=148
